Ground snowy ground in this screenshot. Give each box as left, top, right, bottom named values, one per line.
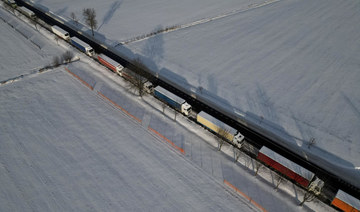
left=28, top=0, right=269, bottom=43
left=0, top=2, right=352, bottom=211
left=0, top=7, right=64, bottom=81
left=0, top=69, right=261, bottom=211
left=24, top=0, right=360, bottom=188
left=0, top=62, right=335, bottom=212
left=121, top=0, right=360, bottom=188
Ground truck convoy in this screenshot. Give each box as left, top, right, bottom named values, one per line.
left=97, top=53, right=123, bottom=75
left=51, top=25, right=70, bottom=40
left=70, top=36, right=94, bottom=56
left=197, top=111, right=245, bottom=148
left=154, top=86, right=192, bottom=116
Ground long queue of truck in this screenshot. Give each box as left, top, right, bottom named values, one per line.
left=20, top=12, right=358, bottom=211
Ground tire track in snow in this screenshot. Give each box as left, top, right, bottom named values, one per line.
left=122, top=0, right=280, bottom=45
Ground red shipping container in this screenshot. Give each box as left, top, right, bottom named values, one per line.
left=257, top=146, right=314, bottom=188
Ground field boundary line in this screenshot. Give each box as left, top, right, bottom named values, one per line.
left=148, top=126, right=185, bottom=155
left=65, top=67, right=93, bottom=90
left=224, top=179, right=267, bottom=212
left=97, top=91, right=142, bottom=123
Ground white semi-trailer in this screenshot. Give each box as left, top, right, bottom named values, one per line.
left=51, top=25, right=70, bottom=40
left=154, top=86, right=192, bottom=116
left=19, top=6, right=36, bottom=19
left=70, top=37, right=94, bottom=56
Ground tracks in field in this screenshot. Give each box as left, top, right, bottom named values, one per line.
left=0, top=67, right=50, bottom=86
left=121, top=0, right=280, bottom=45
left=0, top=59, right=80, bottom=86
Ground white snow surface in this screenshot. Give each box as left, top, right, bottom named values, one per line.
left=121, top=0, right=360, bottom=188
left=29, top=0, right=268, bottom=43
left=0, top=11, right=337, bottom=209
left=0, top=7, right=63, bottom=80
left=0, top=69, right=259, bottom=211
left=17, top=0, right=360, bottom=189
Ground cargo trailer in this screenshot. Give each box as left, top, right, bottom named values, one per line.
left=51, top=25, right=70, bottom=40
left=257, top=146, right=323, bottom=189
left=97, top=53, right=123, bottom=75
left=331, top=189, right=360, bottom=212
left=19, top=6, right=36, bottom=19
left=154, top=86, right=191, bottom=116
left=196, top=111, right=244, bottom=148
left=70, top=36, right=94, bottom=56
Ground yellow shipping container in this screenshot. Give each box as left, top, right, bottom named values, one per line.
left=197, top=112, right=234, bottom=142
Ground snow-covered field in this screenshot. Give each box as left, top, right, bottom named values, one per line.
left=0, top=69, right=259, bottom=211
left=124, top=0, right=360, bottom=188
left=24, top=0, right=360, bottom=188
left=0, top=7, right=338, bottom=210
left=28, top=0, right=269, bottom=43
left=0, top=8, right=63, bottom=80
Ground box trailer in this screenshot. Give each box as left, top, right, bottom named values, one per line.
left=97, top=53, right=123, bottom=75
left=51, top=25, right=70, bottom=40
left=70, top=37, right=94, bottom=56
left=331, top=189, right=360, bottom=212
left=19, top=6, right=36, bottom=19
left=257, top=146, right=323, bottom=189
left=197, top=111, right=244, bottom=148
left=154, top=86, right=191, bottom=116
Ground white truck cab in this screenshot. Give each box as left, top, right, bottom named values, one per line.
left=233, top=132, right=245, bottom=148
left=181, top=103, right=192, bottom=116
left=308, top=177, right=324, bottom=195
left=144, top=81, right=154, bottom=94
left=86, top=48, right=94, bottom=56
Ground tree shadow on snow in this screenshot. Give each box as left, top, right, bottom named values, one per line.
left=98, top=0, right=123, bottom=31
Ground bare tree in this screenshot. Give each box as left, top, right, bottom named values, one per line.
left=245, top=156, right=253, bottom=168
left=307, top=137, right=316, bottom=149
left=70, top=12, right=78, bottom=25
left=254, top=160, right=263, bottom=176
left=216, top=128, right=230, bottom=151
left=62, top=51, right=74, bottom=63
left=174, top=110, right=178, bottom=121
left=83, top=8, right=97, bottom=36
left=30, top=16, right=38, bottom=30
left=52, top=56, right=62, bottom=67
left=54, top=35, right=59, bottom=45
left=126, top=58, right=153, bottom=97
left=299, top=190, right=316, bottom=206
left=162, top=102, right=166, bottom=114
left=274, top=173, right=284, bottom=190
left=233, top=146, right=242, bottom=162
